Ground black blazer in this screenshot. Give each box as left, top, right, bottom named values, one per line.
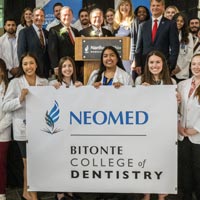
left=135, top=16, right=179, bottom=71
left=79, top=26, right=113, bottom=37
left=48, top=23, right=80, bottom=69
left=17, top=25, right=50, bottom=78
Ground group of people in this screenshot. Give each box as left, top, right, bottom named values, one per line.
left=0, top=0, right=200, bottom=200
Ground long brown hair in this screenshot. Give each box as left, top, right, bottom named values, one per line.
left=192, top=54, right=200, bottom=103
left=57, top=56, right=77, bottom=84
left=20, top=7, right=33, bottom=26
left=141, top=50, right=173, bottom=85
left=0, top=59, right=9, bottom=93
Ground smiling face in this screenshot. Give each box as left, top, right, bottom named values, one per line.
left=137, top=7, right=148, bottom=22
left=105, top=10, right=114, bottom=25
left=61, top=59, right=74, bottom=78
left=79, top=11, right=89, bottom=26
left=164, top=7, right=177, bottom=20
left=119, top=1, right=131, bottom=18
left=24, top=10, right=32, bottom=23
left=103, top=49, right=118, bottom=69
left=191, top=55, right=200, bottom=78
left=54, top=5, right=62, bottom=20
left=60, top=7, right=73, bottom=27
left=4, top=20, right=16, bottom=35
left=22, top=56, right=37, bottom=77
left=90, top=9, right=103, bottom=28
left=189, top=19, right=200, bottom=34
left=176, top=15, right=184, bottom=30
left=148, top=55, right=163, bottom=77
left=150, top=0, right=164, bottom=18
left=32, top=9, right=45, bottom=28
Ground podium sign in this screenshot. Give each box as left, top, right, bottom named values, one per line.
left=82, top=38, right=123, bottom=60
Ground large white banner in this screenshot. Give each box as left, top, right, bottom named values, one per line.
left=26, top=86, right=177, bottom=193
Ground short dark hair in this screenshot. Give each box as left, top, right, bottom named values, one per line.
left=78, top=8, right=89, bottom=18
left=53, top=2, right=63, bottom=10
left=188, top=17, right=200, bottom=24
left=4, top=18, right=16, bottom=26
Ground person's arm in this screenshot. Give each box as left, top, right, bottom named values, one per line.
left=2, top=79, right=24, bottom=112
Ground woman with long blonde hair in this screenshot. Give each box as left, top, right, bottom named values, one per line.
left=113, top=0, right=137, bottom=75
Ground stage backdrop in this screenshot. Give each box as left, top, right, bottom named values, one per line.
left=26, top=86, right=177, bottom=193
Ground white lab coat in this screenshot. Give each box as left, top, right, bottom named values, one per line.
left=0, top=33, right=19, bottom=78
left=0, top=82, right=11, bottom=142
left=177, top=78, right=200, bottom=144
left=175, top=32, right=194, bottom=80
left=2, top=75, right=48, bottom=141
left=87, top=66, right=133, bottom=86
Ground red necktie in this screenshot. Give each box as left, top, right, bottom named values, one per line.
left=152, top=19, right=158, bottom=42
left=67, top=27, right=75, bottom=45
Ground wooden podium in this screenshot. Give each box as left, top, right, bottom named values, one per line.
left=75, top=37, right=130, bottom=85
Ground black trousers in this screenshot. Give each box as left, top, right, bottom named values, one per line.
left=178, top=137, right=200, bottom=200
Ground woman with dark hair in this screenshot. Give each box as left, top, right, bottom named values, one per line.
left=178, top=53, right=200, bottom=200
left=49, top=56, right=82, bottom=88
left=134, top=5, right=150, bottom=24
left=87, top=46, right=133, bottom=87
left=16, top=7, right=33, bottom=37
left=2, top=52, right=48, bottom=200
left=0, top=59, right=11, bottom=200
left=135, top=50, right=176, bottom=200
left=135, top=50, right=175, bottom=86
left=49, top=56, right=82, bottom=200
left=171, top=12, right=193, bottom=82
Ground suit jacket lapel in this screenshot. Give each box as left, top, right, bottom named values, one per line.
left=146, top=20, right=152, bottom=44
left=154, top=17, right=165, bottom=43
left=31, top=26, right=40, bottom=44
left=31, top=25, right=45, bottom=48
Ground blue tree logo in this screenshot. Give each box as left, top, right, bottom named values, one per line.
left=42, top=101, right=62, bottom=134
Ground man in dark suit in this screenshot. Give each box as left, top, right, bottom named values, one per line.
left=135, top=0, right=179, bottom=74
left=79, top=8, right=112, bottom=37
left=48, top=6, right=83, bottom=80
left=17, top=8, right=50, bottom=78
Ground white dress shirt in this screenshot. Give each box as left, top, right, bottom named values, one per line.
left=0, top=33, right=19, bottom=78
